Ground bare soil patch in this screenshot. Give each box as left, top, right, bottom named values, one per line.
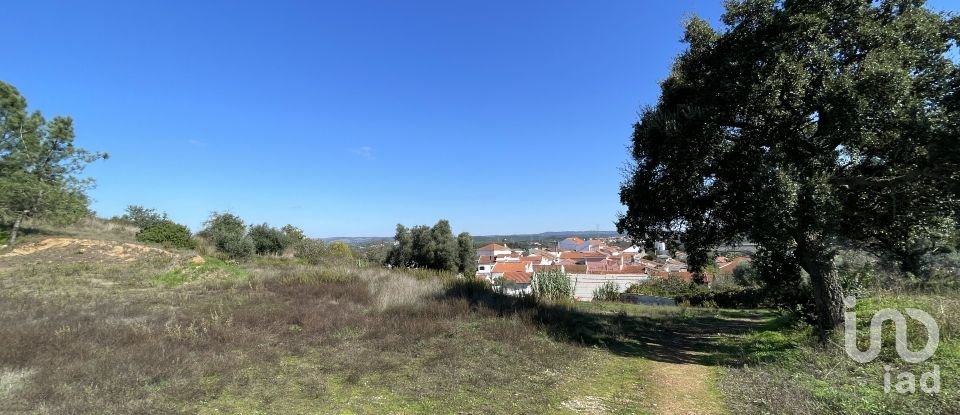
left=0, top=238, right=173, bottom=264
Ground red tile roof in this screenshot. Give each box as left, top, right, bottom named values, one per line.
left=492, top=262, right=527, bottom=273
left=500, top=271, right=532, bottom=284
left=717, top=257, right=751, bottom=273
left=478, top=243, right=509, bottom=251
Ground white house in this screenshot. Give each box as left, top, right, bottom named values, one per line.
left=622, top=245, right=644, bottom=254
left=489, top=261, right=534, bottom=296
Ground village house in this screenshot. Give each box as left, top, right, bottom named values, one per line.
left=477, top=243, right=511, bottom=257
left=488, top=261, right=534, bottom=296
left=558, top=237, right=606, bottom=252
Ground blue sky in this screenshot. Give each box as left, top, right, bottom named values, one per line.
left=4, top=1, right=954, bottom=237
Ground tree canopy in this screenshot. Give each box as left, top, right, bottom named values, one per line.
left=617, top=0, right=959, bottom=332
left=386, top=220, right=475, bottom=273
left=0, top=81, right=107, bottom=246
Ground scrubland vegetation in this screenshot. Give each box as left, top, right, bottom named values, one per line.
left=0, top=218, right=956, bottom=414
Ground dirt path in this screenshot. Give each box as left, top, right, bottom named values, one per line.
left=648, top=361, right=725, bottom=415
left=638, top=311, right=772, bottom=415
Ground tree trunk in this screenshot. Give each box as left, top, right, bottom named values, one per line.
left=9, top=211, right=27, bottom=246
left=796, top=241, right=844, bottom=335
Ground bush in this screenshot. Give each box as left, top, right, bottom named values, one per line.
left=627, top=275, right=697, bottom=297
left=215, top=232, right=254, bottom=260
left=201, top=212, right=254, bottom=260
left=136, top=220, right=196, bottom=249
left=732, top=261, right=758, bottom=286
left=835, top=250, right=879, bottom=296
left=119, top=205, right=168, bottom=229
left=531, top=270, right=573, bottom=302
left=328, top=241, right=354, bottom=259
left=248, top=223, right=292, bottom=255
left=920, top=250, right=960, bottom=284
left=592, top=281, right=621, bottom=302
left=293, top=239, right=327, bottom=264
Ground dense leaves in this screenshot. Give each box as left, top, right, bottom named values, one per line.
left=618, top=0, right=959, bottom=331
left=118, top=205, right=168, bottom=229
left=136, top=220, right=197, bottom=249
left=386, top=220, right=474, bottom=273
left=248, top=223, right=293, bottom=255
left=200, top=212, right=254, bottom=259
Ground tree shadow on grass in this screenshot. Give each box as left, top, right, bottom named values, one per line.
left=440, top=283, right=796, bottom=366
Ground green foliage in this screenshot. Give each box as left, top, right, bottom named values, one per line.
left=201, top=212, right=253, bottom=260
left=0, top=81, right=107, bottom=245
left=248, top=223, right=292, bottom=255
left=456, top=232, right=476, bottom=274
left=293, top=239, right=326, bottom=264
left=119, top=205, right=168, bottom=229
left=328, top=241, right=353, bottom=259
left=627, top=275, right=697, bottom=297
left=592, top=281, right=621, bottom=302
left=386, top=220, right=472, bottom=273
left=281, top=224, right=305, bottom=242
left=731, top=262, right=758, bottom=287
left=136, top=220, right=196, bottom=249
left=834, top=250, right=880, bottom=297
left=617, top=0, right=960, bottom=330
left=919, top=250, right=960, bottom=286
left=530, top=269, right=573, bottom=302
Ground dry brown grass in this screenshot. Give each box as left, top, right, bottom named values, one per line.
left=0, top=254, right=598, bottom=413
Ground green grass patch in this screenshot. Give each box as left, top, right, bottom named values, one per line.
left=720, top=292, right=960, bottom=415
left=151, top=257, right=249, bottom=287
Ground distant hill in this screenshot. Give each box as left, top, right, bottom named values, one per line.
left=319, top=236, right=392, bottom=246
left=472, top=231, right=621, bottom=243
left=321, top=230, right=622, bottom=246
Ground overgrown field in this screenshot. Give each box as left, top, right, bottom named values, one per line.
left=0, top=228, right=956, bottom=414
left=0, top=239, right=665, bottom=414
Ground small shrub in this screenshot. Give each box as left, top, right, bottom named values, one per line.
left=136, top=220, right=197, bottom=249
left=328, top=241, right=354, bottom=259
left=215, top=232, right=254, bottom=260
left=592, top=281, right=621, bottom=302
left=201, top=212, right=254, bottom=260
left=293, top=239, right=327, bottom=264
left=627, top=275, right=697, bottom=297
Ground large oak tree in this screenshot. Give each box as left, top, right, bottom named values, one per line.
left=618, top=0, right=959, bottom=332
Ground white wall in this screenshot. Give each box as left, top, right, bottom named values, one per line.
left=567, top=274, right=649, bottom=301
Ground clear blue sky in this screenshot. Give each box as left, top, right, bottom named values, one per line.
left=4, top=1, right=953, bottom=237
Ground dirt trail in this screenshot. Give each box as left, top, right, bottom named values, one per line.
left=648, top=361, right=724, bottom=415
left=639, top=312, right=771, bottom=415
